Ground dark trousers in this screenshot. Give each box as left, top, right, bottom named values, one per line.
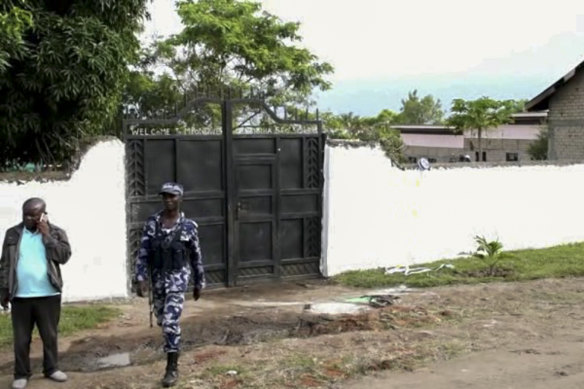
left=11, top=295, right=61, bottom=379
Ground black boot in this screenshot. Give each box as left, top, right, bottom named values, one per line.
left=162, top=352, right=179, bottom=387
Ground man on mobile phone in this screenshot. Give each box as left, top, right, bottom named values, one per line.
left=134, top=182, right=205, bottom=387
left=0, top=198, right=71, bottom=389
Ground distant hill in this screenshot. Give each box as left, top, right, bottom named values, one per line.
left=315, top=74, right=555, bottom=116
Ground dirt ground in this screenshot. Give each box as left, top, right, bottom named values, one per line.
left=1, top=277, right=584, bottom=388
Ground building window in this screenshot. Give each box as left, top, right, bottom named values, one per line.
left=408, top=157, right=417, bottom=163
left=482, top=151, right=487, bottom=162
left=506, top=152, right=519, bottom=162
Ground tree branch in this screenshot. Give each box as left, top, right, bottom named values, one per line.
left=234, top=109, right=262, bottom=130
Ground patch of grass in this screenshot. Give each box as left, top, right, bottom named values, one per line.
left=0, top=316, right=12, bottom=348
left=202, top=364, right=247, bottom=378
left=58, top=305, right=120, bottom=335
left=334, top=242, right=584, bottom=288
left=285, top=353, right=318, bottom=370
left=429, top=341, right=468, bottom=360
left=280, top=354, right=338, bottom=387
left=0, top=304, right=119, bottom=348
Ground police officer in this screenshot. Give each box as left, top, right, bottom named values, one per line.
left=135, top=182, right=205, bottom=387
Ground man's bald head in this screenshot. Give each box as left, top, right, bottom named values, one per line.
left=22, top=198, right=46, bottom=230
left=22, top=198, right=46, bottom=213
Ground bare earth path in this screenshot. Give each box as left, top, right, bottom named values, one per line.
left=0, top=278, right=583, bottom=388
left=341, top=339, right=584, bottom=389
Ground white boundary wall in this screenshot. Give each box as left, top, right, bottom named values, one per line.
left=322, top=143, right=584, bottom=276
left=0, top=140, right=127, bottom=302
left=4, top=140, right=583, bottom=295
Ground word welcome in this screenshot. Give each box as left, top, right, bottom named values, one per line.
left=128, top=127, right=207, bottom=136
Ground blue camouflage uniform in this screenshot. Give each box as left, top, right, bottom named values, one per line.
left=135, top=211, right=205, bottom=353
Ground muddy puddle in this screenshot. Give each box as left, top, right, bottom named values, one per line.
left=94, top=353, right=131, bottom=369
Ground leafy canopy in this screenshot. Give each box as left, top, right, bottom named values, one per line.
left=446, top=97, right=524, bottom=158
left=0, top=0, right=149, bottom=167
left=395, top=90, right=444, bottom=125
left=323, top=109, right=405, bottom=163
left=447, top=97, right=523, bottom=133
left=123, top=0, right=334, bottom=135
left=0, top=5, right=32, bottom=74
left=156, top=0, right=333, bottom=99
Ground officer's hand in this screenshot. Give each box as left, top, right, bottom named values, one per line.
left=193, top=288, right=201, bottom=301
left=0, top=288, right=10, bottom=309
left=136, top=281, right=148, bottom=298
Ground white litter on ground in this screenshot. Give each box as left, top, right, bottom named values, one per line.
left=370, top=285, right=414, bottom=295
left=305, top=302, right=371, bottom=315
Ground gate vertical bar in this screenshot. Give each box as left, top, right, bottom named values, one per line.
left=222, top=99, right=236, bottom=286
left=174, top=138, right=179, bottom=183
left=318, top=123, right=326, bottom=270
left=274, top=135, right=282, bottom=278
left=143, top=138, right=149, bottom=198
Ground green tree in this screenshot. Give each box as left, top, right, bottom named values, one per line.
left=337, top=112, right=364, bottom=134
left=0, top=6, right=32, bottom=74
left=447, top=97, right=520, bottom=161
left=125, top=71, right=188, bottom=118
left=527, top=126, right=548, bottom=160
left=321, top=111, right=343, bottom=132
left=156, top=0, right=333, bottom=101
left=395, top=90, right=444, bottom=125
left=0, top=0, right=148, bottom=166
left=375, top=109, right=398, bottom=125
left=375, top=126, right=405, bottom=163
left=323, top=109, right=405, bottom=163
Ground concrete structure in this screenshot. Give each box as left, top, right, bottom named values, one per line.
left=3, top=138, right=583, bottom=298
left=321, top=141, right=584, bottom=276
left=527, top=59, right=584, bottom=160
left=0, top=140, right=127, bottom=302
left=397, top=126, right=465, bottom=163
left=396, top=112, right=546, bottom=163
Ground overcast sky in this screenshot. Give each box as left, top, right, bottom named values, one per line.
left=144, top=0, right=584, bottom=81
left=143, top=0, right=584, bottom=113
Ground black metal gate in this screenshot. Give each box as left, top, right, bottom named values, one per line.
left=124, top=97, right=325, bottom=287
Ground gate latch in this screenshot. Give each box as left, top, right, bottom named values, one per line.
left=236, top=200, right=248, bottom=219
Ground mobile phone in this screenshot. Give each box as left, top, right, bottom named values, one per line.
left=39, top=213, right=47, bottom=222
